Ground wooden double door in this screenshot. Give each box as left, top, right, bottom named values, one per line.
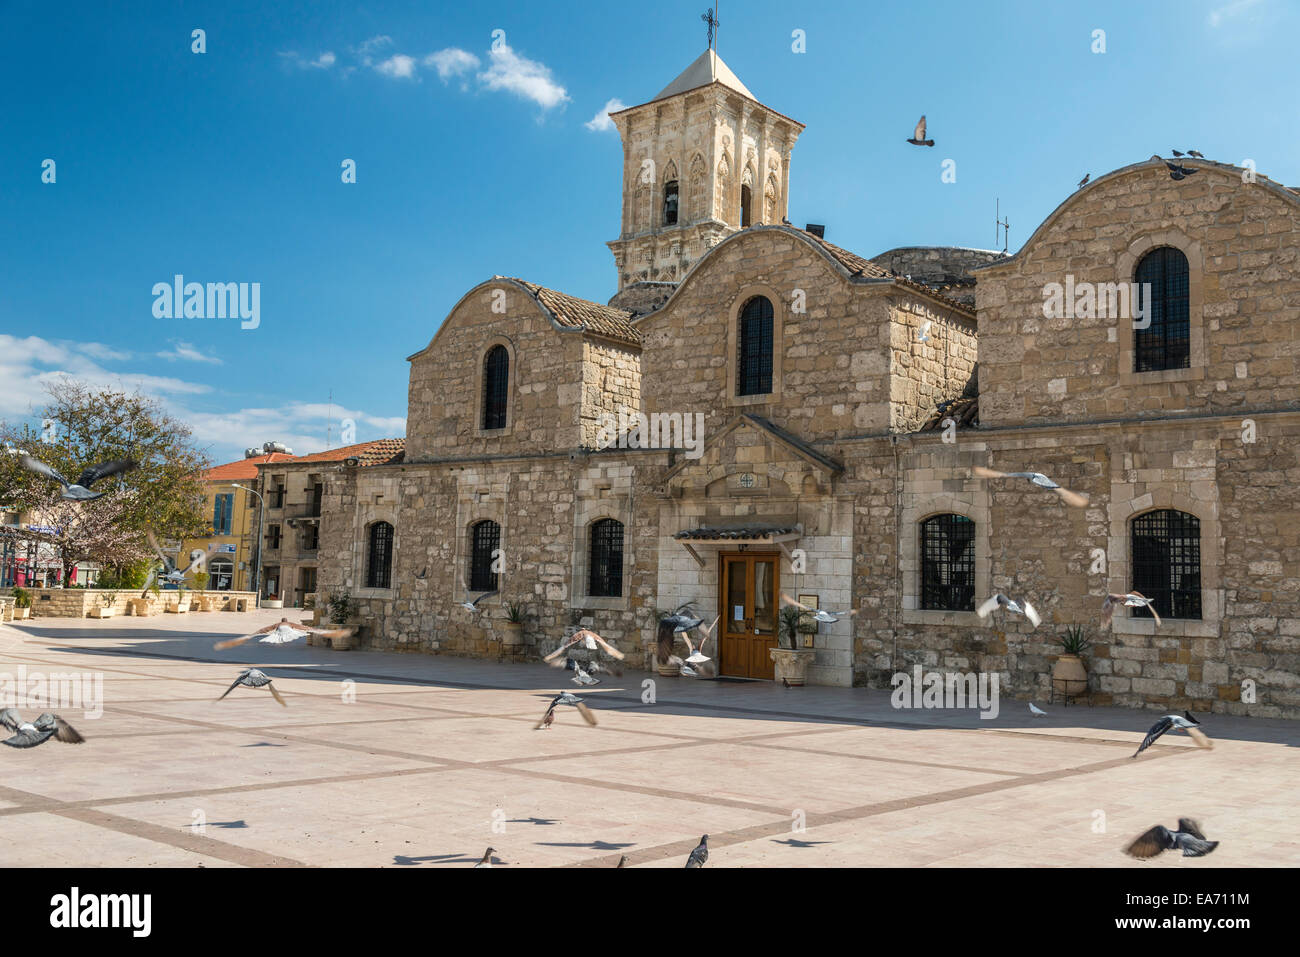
left=719, top=552, right=779, bottom=679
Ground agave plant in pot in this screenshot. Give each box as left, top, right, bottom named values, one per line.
left=1051, top=625, right=1092, bottom=698
left=771, top=606, right=817, bottom=686
left=502, top=602, right=525, bottom=646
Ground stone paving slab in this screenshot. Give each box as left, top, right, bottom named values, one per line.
left=1, top=609, right=1297, bottom=867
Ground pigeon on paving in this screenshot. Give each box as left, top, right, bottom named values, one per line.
left=218, top=668, right=287, bottom=707
left=0, top=708, right=85, bottom=748
left=781, top=594, right=857, bottom=623
left=544, top=629, right=627, bottom=664
left=782, top=677, right=791, bottom=689
left=1132, top=711, right=1212, bottom=758
left=1029, top=702, right=1047, bottom=716
left=977, top=593, right=1042, bottom=628
left=1166, top=161, right=1199, bottom=181
left=1125, top=819, right=1218, bottom=859
left=906, top=116, right=934, bottom=147
left=616, top=855, right=627, bottom=868
left=214, top=617, right=356, bottom=650
left=1077, top=173, right=1090, bottom=189
left=18, top=454, right=137, bottom=501
left=1187, top=149, right=1204, bottom=158
left=1101, top=591, right=1162, bottom=628
left=972, top=465, right=1090, bottom=508
left=534, top=692, right=597, bottom=730
left=685, top=834, right=709, bottom=868
left=475, top=847, right=495, bottom=868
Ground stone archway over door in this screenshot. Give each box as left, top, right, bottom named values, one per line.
left=719, top=552, right=779, bottom=679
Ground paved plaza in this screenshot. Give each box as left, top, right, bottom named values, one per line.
left=0, top=609, right=1295, bottom=868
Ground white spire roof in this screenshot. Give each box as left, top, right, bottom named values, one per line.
left=653, top=49, right=755, bottom=102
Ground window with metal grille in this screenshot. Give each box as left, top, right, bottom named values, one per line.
left=366, top=522, right=393, bottom=589
left=920, top=514, right=975, bottom=611
left=737, top=296, right=774, bottom=396
left=663, top=181, right=679, bottom=226
left=1134, top=247, right=1190, bottom=372
left=482, top=345, right=509, bottom=430
left=469, top=520, right=500, bottom=592
left=267, top=524, right=281, bottom=550
left=1131, top=509, right=1200, bottom=620
left=588, top=519, right=624, bottom=597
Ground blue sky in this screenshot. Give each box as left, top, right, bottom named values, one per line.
left=2, top=0, right=1295, bottom=464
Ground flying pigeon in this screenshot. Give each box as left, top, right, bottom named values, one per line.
left=683, top=617, right=721, bottom=664
left=917, top=320, right=932, bottom=343
left=781, top=594, right=857, bottom=623
left=213, top=617, right=357, bottom=650
left=217, top=668, right=287, bottom=706
left=685, top=834, right=709, bottom=868
left=1029, top=702, right=1047, bottom=716
left=977, top=593, right=1042, bottom=628
left=1077, top=173, right=1090, bottom=189
left=534, top=691, right=597, bottom=730
left=19, top=454, right=137, bottom=501
left=475, top=847, right=495, bottom=868
left=972, top=466, right=1090, bottom=508
left=0, top=708, right=85, bottom=748
left=1171, top=149, right=1185, bottom=158
left=1124, top=819, right=1218, bottom=859
left=568, top=661, right=600, bottom=686
left=1101, top=591, right=1162, bottom=628
left=906, top=116, right=934, bottom=147
left=458, top=577, right=497, bottom=614
left=415, top=567, right=428, bottom=580
left=1132, top=711, right=1212, bottom=758
left=141, top=531, right=220, bottom=596
left=1187, top=149, right=1204, bottom=158
left=1166, top=161, right=1199, bottom=181
left=544, top=629, right=626, bottom=664
left=660, top=612, right=704, bottom=633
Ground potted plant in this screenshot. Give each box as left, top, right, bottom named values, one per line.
left=12, top=587, right=32, bottom=620
left=166, top=585, right=190, bottom=613
left=501, top=602, right=525, bottom=646
left=326, top=592, right=354, bottom=649
left=1052, top=625, right=1091, bottom=696
left=191, top=571, right=214, bottom=611
left=264, top=591, right=284, bottom=609
left=90, top=590, right=118, bottom=618
left=770, top=607, right=817, bottom=686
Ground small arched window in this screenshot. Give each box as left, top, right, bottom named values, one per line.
left=740, top=184, right=752, bottom=227
left=482, top=345, right=509, bottom=430
left=663, top=180, right=679, bottom=226
left=920, top=514, right=975, bottom=611
left=1133, top=247, right=1190, bottom=372
left=737, top=296, right=774, bottom=396
left=469, top=519, right=501, bottom=592
left=1132, top=509, right=1201, bottom=620
left=366, top=522, right=394, bottom=589
left=588, top=519, right=624, bottom=597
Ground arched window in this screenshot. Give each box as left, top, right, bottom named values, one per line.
left=1133, top=247, right=1190, bottom=372
left=366, top=522, right=394, bottom=589
left=920, top=514, right=975, bottom=611
left=1132, top=509, right=1201, bottom=620
left=469, top=519, right=501, bottom=592
left=482, top=345, right=509, bottom=430
left=663, top=180, right=679, bottom=226
left=740, top=184, right=752, bottom=227
left=588, top=519, right=624, bottom=597
left=737, top=296, right=774, bottom=396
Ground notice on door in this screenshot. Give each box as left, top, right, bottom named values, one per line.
left=733, top=605, right=744, bottom=620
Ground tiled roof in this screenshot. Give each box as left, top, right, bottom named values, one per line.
left=801, top=231, right=975, bottom=314
left=507, top=278, right=643, bottom=346
left=675, top=524, right=799, bottom=541
left=275, top=439, right=406, bottom=467
left=202, top=453, right=296, bottom=482
left=918, top=395, right=979, bottom=432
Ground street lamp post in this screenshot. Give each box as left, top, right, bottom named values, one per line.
left=230, top=482, right=265, bottom=609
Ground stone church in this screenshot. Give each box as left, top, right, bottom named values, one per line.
left=315, top=48, right=1300, bottom=719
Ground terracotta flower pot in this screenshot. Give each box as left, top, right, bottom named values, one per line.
left=1052, top=654, right=1088, bottom=695
left=501, top=622, right=524, bottom=646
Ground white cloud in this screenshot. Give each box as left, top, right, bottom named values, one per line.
left=425, top=48, right=480, bottom=81
left=1209, top=0, right=1264, bottom=26
left=358, top=35, right=394, bottom=59
left=279, top=50, right=337, bottom=70
left=182, top=403, right=406, bottom=461
left=584, top=97, right=626, bottom=132
left=375, top=54, right=418, bottom=79
left=156, top=341, right=222, bottom=365
left=477, top=40, right=569, bottom=110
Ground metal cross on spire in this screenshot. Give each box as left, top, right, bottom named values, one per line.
left=701, top=4, right=720, bottom=50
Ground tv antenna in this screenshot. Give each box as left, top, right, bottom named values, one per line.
left=995, top=199, right=1010, bottom=254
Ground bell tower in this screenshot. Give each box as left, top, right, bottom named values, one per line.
left=606, top=44, right=804, bottom=291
